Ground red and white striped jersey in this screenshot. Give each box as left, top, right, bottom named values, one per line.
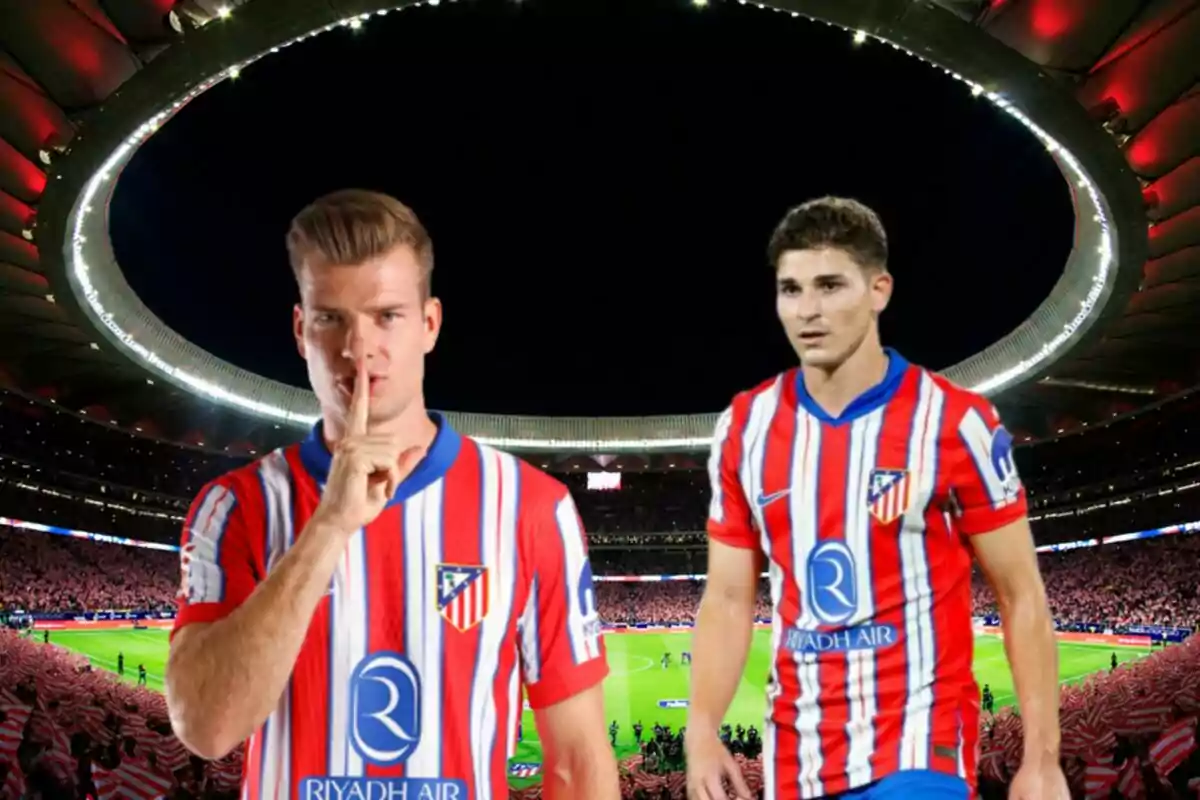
left=707, top=351, right=1027, bottom=799
left=173, top=414, right=607, bottom=800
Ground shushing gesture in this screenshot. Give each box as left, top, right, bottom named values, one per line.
left=314, top=358, right=425, bottom=534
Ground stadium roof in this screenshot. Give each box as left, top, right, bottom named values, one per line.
left=0, top=0, right=1191, bottom=457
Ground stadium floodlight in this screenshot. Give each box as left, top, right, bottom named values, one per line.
left=62, top=0, right=1120, bottom=450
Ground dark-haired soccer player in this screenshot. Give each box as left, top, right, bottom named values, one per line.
left=685, top=198, right=1066, bottom=800
left=165, top=190, right=618, bottom=800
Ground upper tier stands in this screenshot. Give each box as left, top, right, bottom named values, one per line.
left=3, top=388, right=1200, bottom=552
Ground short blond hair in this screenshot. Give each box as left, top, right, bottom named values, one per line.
left=286, top=189, right=434, bottom=298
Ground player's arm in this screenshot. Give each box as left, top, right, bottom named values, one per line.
left=534, top=684, right=613, bottom=799
left=168, top=358, right=418, bottom=760
left=971, top=519, right=1059, bottom=762
left=688, top=540, right=759, bottom=733
left=686, top=404, right=756, bottom=800
left=165, top=482, right=355, bottom=760
left=520, top=488, right=618, bottom=799
left=951, top=401, right=1060, bottom=764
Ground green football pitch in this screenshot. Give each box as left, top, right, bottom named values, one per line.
left=46, top=627, right=1147, bottom=787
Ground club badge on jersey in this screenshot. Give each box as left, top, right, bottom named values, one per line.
left=867, top=469, right=913, bottom=525
left=436, top=564, right=491, bottom=632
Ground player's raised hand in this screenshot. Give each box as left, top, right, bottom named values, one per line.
left=314, top=358, right=423, bottom=535
left=685, top=731, right=752, bottom=800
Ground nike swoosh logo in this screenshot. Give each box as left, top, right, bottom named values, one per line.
left=756, top=489, right=791, bottom=507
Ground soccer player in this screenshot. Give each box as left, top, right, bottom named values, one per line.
left=164, top=190, right=618, bottom=800
left=685, top=198, right=1068, bottom=800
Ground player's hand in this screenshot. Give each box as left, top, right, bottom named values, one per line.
left=1007, top=754, right=1070, bottom=800
left=314, top=358, right=424, bottom=535
left=685, top=731, right=751, bottom=800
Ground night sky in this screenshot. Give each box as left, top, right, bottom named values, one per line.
left=109, top=0, right=1074, bottom=417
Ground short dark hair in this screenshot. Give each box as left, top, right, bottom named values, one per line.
left=767, top=196, right=888, bottom=272
left=286, top=189, right=434, bottom=298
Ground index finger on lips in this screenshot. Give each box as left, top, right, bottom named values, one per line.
left=349, top=357, right=370, bottom=436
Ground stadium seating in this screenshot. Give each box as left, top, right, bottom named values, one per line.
left=3, top=387, right=1200, bottom=797
left=4, top=387, right=1200, bottom=552
left=2, top=523, right=1199, bottom=798
left=0, top=627, right=242, bottom=799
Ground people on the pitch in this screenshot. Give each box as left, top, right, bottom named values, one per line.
left=117, top=651, right=125, bottom=676
left=661, top=652, right=670, bottom=669
left=681, top=650, right=692, bottom=665
left=633, top=721, right=644, bottom=744
left=609, top=720, right=618, bottom=746
left=981, top=684, right=995, bottom=715
left=138, top=663, right=147, bottom=687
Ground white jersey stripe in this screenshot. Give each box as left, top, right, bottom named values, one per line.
left=742, top=377, right=783, bottom=537
left=743, top=381, right=781, bottom=800
left=845, top=410, right=883, bottom=788
left=185, top=484, right=235, bottom=603
left=707, top=407, right=735, bottom=525
left=554, top=495, right=602, bottom=663
left=328, top=504, right=368, bottom=779
left=405, top=480, right=445, bottom=777
left=469, top=448, right=501, bottom=800
left=517, top=578, right=541, bottom=684
left=792, top=411, right=824, bottom=799
left=258, top=451, right=294, bottom=799
left=959, top=407, right=1007, bottom=506
left=898, top=374, right=945, bottom=770
left=485, top=452, right=521, bottom=798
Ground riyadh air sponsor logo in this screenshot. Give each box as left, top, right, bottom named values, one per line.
left=782, top=623, right=899, bottom=655
left=300, top=652, right=466, bottom=799
left=806, top=540, right=858, bottom=626
left=299, top=779, right=465, bottom=799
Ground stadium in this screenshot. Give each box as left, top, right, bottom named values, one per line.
left=1, top=0, right=1199, bottom=798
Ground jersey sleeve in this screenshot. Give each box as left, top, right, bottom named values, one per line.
left=947, top=398, right=1028, bottom=536
left=518, top=488, right=608, bottom=710
left=171, top=479, right=261, bottom=640
left=706, top=401, right=757, bottom=549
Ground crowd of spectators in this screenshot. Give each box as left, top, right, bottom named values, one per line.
left=0, top=628, right=241, bottom=799
left=3, top=388, right=1200, bottom=797
left=0, top=528, right=177, bottom=617
left=4, top=521, right=1200, bottom=635
left=973, top=533, right=1200, bottom=632
left=2, top=523, right=1197, bottom=799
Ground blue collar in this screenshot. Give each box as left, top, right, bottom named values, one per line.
left=299, top=412, right=462, bottom=506
left=794, top=348, right=910, bottom=425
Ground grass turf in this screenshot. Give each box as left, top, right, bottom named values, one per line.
left=45, top=627, right=1147, bottom=787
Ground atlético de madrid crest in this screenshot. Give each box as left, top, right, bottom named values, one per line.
left=436, top=564, right=490, bottom=632
left=867, top=469, right=912, bottom=525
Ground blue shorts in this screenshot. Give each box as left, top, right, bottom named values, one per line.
left=833, top=770, right=969, bottom=800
